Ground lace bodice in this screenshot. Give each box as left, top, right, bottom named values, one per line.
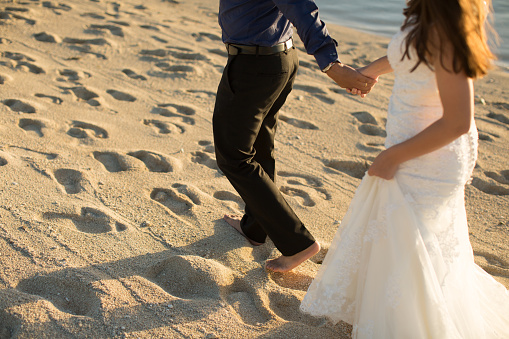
left=386, top=28, right=478, bottom=186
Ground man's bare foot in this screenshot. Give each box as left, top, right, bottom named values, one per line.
left=223, top=214, right=263, bottom=246
left=265, top=241, right=320, bottom=273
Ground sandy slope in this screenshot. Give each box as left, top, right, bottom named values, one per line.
left=0, top=0, right=507, bottom=338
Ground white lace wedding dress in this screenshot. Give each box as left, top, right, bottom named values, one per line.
left=300, top=28, right=509, bottom=338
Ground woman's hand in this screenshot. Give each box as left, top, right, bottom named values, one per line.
left=367, top=148, right=400, bottom=180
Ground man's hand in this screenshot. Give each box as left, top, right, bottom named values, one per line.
left=326, top=62, right=377, bottom=97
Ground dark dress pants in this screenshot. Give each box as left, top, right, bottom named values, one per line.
left=213, top=47, right=315, bottom=256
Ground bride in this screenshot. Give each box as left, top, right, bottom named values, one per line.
left=300, top=0, right=509, bottom=337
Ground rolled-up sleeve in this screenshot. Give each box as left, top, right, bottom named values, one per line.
left=273, top=0, right=339, bottom=70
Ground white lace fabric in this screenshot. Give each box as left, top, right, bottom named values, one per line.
left=300, top=28, right=509, bottom=338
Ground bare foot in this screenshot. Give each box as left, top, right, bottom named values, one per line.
left=223, top=214, right=263, bottom=246
left=265, top=241, right=320, bottom=273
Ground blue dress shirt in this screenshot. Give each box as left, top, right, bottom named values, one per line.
left=218, top=0, right=340, bottom=70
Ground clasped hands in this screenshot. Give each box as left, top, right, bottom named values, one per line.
left=325, top=62, right=377, bottom=98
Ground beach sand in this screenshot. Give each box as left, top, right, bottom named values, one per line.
left=0, top=0, right=507, bottom=338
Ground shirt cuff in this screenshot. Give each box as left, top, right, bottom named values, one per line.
left=314, top=39, right=341, bottom=71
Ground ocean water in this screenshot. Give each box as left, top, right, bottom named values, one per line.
left=316, top=0, right=509, bottom=68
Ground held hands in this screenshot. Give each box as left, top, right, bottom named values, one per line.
left=350, top=56, right=393, bottom=96
left=326, top=62, right=377, bottom=97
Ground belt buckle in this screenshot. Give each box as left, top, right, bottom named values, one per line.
left=284, top=39, right=292, bottom=51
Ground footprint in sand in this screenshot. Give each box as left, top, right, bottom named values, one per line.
left=0, top=51, right=45, bottom=74
left=357, top=142, right=385, bottom=153
left=150, top=62, right=201, bottom=79
left=485, top=170, right=509, bottom=185
left=167, top=47, right=210, bottom=62
left=106, top=89, right=136, bottom=102
left=187, top=89, right=216, bottom=98
left=53, top=168, right=86, bottom=194
left=127, top=150, right=175, bottom=173
left=143, top=119, right=186, bottom=134
left=122, top=69, right=147, bottom=81
left=198, top=140, right=215, bottom=153
left=477, top=129, right=499, bottom=142
left=151, top=187, right=197, bottom=214
left=213, top=190, right=244, bottom=210
left=279, top=113, right=318, bottom=130
left=68, top=121, right=108, bottom=139
left=0, top=7, right=36, bottom=25
left=293, top=84, right=334, bottom=105
left=358, top=123, right=387, bottom=137
left=105, top=1, right=120, bottom=18
left=140, top=25, right=160, bottom=31
left=16, top=272, right=100, bottom=317
left=85, top=24, right=124, bottom=37
left=324, top=158, right=370, bottom=179
left=35, top=93, right=63, bottom=104
left=352, top=111, right=378, bottom=125
left=63, top=37, right=110, bottom=46
left=43, top=206, right=127, bottom=233
left=470, top=176, right=509, bottom=196
left=269, top=270, right=315, bottom=292
left=19, top=118, right=45, bottom=137
left=80, top=12, right=106, bottom=20
left=3, top=99, right=36, bottom=113
left=62, top=86, right=101, bottom=106
left=42, top=1, right=72, bottom=12
left=352, top=54, right=370, bottom=68
left=93, top=151, right=128, bottom=172
left=209, top=48, right=228, bottom=58
left=192, top=32, right=222, bottom=42
left=57, top=69, right=91, bottom=82
left=268, top=291, right=322, bottom=325
left=151, top=103, right=196, bottom=125
left=226, top=290, right=270, bottom=325
left=151, top=35, right=168, bottom=44
left=352, top=112, right=385, bottom=151
left=145, top=255, right=235, bottom=300
left=487, top=112, right=509, bottom=126
left=190, top=151, right=218, bottom=171
left=111, top=21, right=129, bottom=27
left=280, top=186, right=315, bottom=207
left=140, top=49, right=169, bottom=58
left=33, top=31, right=61, bottom=43
left=278, top=171, right=331, bottom=206
left=140, top=47, right=207, bottom=78
left=491, top=102, right=509, bottom=111
left=293, top=83, right=327, bottom=94
left=63, top=38, right=108, bottom=59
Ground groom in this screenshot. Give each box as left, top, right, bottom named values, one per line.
left=213, top=0, right=376, bottom=272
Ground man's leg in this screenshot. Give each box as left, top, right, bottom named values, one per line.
left=237, top=63, right=291, bottom=245
left=213, top=49, right=319, bottom=268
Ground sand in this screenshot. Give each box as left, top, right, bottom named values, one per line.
left=0, top=0, right=507, bottom=338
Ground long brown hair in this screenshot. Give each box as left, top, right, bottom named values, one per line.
left=401, top=0, right=495, bottom=78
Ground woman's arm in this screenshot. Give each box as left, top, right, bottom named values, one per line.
left=367, top=43, right=474, bottom=180
left=348, top=56, right=393, bottom=96
left=359, top=56, right=393, bottom=79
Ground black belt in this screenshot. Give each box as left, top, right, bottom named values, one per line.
left=225, top=39, right=293, bottom=56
